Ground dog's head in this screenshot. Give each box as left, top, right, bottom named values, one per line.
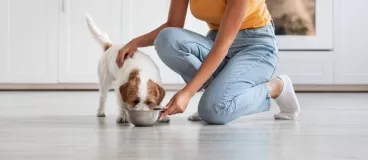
left=119, top=69, right=165, bottom=110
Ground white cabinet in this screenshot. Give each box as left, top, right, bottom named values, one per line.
left=58, top=0, right=121, bottom=83
left=273, top=51, right=334, bottom=84
left=58, top=0, right=180, bottom=84
left=121, top=0, right=179, bottom=84
left=0, top=0, right=59, bottom=83
left=334, top=0, right=368, bottom=84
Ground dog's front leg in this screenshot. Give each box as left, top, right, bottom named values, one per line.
left=116, top=103, right=129, bottom=123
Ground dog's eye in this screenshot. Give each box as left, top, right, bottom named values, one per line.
left=132, top=99, right=140, bottom=105
left=145, top=101, right=152, bottom=105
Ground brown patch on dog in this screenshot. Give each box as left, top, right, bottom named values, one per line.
left=119, top=69, right=140, bottom=108
left=146, top=79, right=166, bottom=109
left=104, top=43, right=112, bottom=51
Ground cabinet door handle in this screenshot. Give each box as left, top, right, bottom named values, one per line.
left=61, top=0, right=65, bottom=12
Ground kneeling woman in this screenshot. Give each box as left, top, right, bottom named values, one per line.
left=116, top=0, right=300, bottom=124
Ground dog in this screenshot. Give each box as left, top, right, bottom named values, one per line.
left=85, top=13, right=169, bottom=123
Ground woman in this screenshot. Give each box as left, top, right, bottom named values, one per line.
left=116, top=0, right=300, bottom=124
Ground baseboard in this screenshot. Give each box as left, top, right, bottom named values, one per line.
left=0, top=83, right=184, bottom=91
left=294, top=85, right=368, bottom=92
left=0, top=83, right=100, bottom=91
left=1, top=83, right=368, bottom=92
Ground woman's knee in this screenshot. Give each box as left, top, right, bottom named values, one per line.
left=197, top=92, right=231, bottom=125
left=154, top=27, right=183, bottom=57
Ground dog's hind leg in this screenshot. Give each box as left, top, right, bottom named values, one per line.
left=97, top=66, right=113, bottom=117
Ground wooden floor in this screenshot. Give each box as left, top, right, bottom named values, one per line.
left=0, top=91, right=368, bottom=160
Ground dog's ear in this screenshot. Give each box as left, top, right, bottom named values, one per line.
left=119, top=83, right=128, bottom=102
left=155, top=82, right=166, bottom=105
left=147, top=80, right=165, bottom=105
left=119, top=69, right=140, bottom=104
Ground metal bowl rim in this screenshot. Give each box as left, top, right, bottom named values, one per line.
left=124, top=109, right=164, bottom=112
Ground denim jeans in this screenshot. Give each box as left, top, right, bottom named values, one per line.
left=154, top=23, right=278, bottom=124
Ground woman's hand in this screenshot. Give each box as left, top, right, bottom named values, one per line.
left=160, top=90, right=194, bottom=120
left=116, top=40, right=138, bottom=68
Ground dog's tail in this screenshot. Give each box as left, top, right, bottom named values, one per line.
left=85, top=12, right=112, bottom=51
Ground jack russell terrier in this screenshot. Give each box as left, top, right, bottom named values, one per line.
left=85, top=13, right=169, bottom=123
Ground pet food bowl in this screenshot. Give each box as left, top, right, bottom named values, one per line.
left=124, top=108, right=165, bottom=127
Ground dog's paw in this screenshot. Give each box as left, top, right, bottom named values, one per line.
left=96, top=112, right=106, bottom=117
left=116, top=116, right=129, bottom=123
left=158, top=116, right=170, bottom=123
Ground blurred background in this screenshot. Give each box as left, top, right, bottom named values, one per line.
left=0, top=0, right=365, bottom=91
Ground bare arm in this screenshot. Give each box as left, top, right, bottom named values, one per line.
left=161, top=0, right=252, bottom=117
left=183, top=0, right=250, bottom=96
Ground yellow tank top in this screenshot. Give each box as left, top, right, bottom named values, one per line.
left=190, top=0, right=271, bottom=30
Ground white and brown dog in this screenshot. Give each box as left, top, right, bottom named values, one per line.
left=85, top=13, right=168, bottom=123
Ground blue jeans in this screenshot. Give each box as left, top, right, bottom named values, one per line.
left=154, top=23, right=278, bottom=124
